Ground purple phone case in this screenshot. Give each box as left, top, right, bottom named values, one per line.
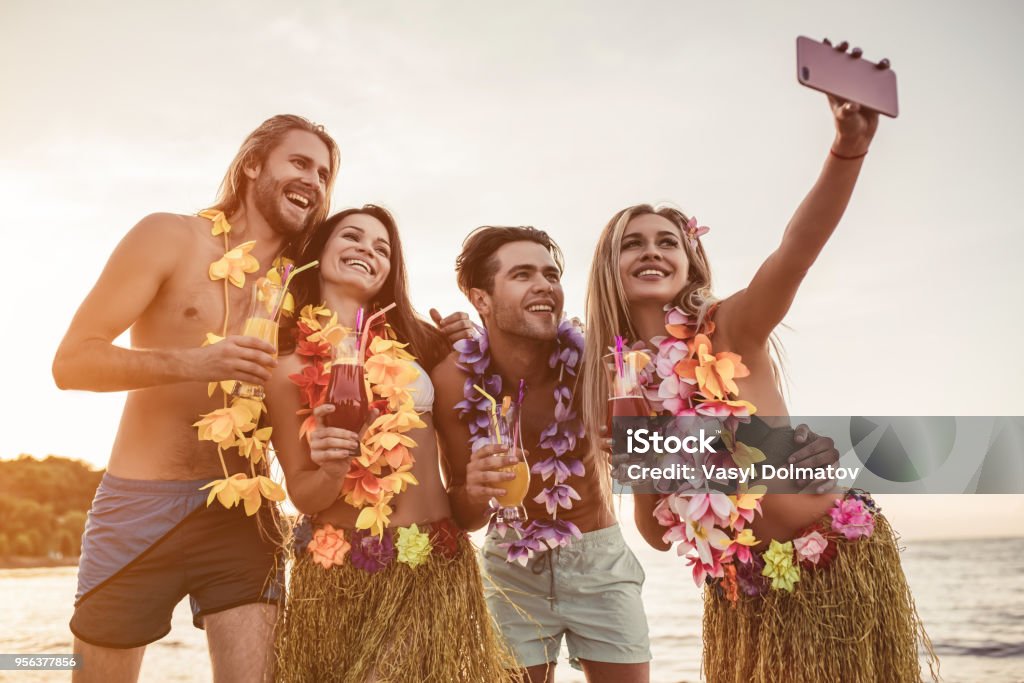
left=796, top=36, right=899, bottom=118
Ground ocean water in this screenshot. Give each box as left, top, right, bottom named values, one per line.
left=1, top=534, right=1022, bottom=682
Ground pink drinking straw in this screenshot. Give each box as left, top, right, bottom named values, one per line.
left=359, top=303, right=397, bottom=363
left=512, top=379, right=526, bottom=451
left=355, top=307, right=364, bottom=335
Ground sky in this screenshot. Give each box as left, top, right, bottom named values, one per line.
left=2, top=0, right=1022, bottom=539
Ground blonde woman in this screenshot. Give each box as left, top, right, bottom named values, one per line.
left=581, top=94, right=937, bottom=682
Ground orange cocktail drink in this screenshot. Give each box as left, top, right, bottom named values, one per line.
left=233, top=278, right=286, bottom=400
left=495, top=460, right=531, bottom=508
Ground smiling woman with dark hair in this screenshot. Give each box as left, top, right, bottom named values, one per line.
left=267, top=206, right=515, bottom=682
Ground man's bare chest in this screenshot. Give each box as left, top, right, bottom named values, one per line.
left=133, top=262, right=255, bottom=348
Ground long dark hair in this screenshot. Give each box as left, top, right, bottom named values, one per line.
left=281, top=205, right=448, bottom=371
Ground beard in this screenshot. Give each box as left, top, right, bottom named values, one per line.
left=490, top=298, right=559, bottom=342
left=252, top=172, right=317, bottom=238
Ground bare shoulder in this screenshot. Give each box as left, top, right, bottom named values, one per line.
left=430, top=352, right=467, bottom=409
left=128, top=212, right=203, bottom=239
left=712, top=293, right=776, bottom=360
left=118, top=212, right=208, bottom=260
left=269, top=352, right=303, bottom=395
left=707, top=293, right=744, bottom=348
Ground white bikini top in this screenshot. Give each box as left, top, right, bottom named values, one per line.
left=408, top=360, right=435, bottom=413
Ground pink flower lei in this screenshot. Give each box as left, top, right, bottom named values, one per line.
left=454, top=319, right=586, bottom=565
left=649, top=305, right=879, bottom=597
left=647, top=304, right=766, bottom=589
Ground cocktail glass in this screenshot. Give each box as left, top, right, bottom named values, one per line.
left=491, top=403, right=530, bottom=524
left=232, top=278, right=287, bottom=400
left=325, top=332, right=369, bottom=432
left=604, top=350, right=651, bottom=429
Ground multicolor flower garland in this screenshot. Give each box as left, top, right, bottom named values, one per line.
left=194, top=209, right=287, bottom=515
left=289, top=304, right=425, bottom=536
left=646, top=304, right=764, bottom=588
left=454, top=319, right=586, bottom=565
left=648, top=305, right=878, bottom=600
left=728, top=491, right=878, bottom=600
left=295, top=515, right=463, bottom=572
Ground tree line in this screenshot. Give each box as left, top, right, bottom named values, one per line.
left=0, top=455, right=103, bottom=558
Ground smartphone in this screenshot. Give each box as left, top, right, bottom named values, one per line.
left=796, top=36, right=898, bottom=118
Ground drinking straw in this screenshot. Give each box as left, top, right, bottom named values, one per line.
left=512, top=379, right=527, bottom=453
left=359, top=303, right=397, bottom=362
left=283, top=260, right=318, bottom=290
left=612, top=336, right=627, bottom=395
left=355, top=307, right=364, bottom=335
left=473, top=384, right=501, bottom=445
left=266, top=260, right=318, bottom=319
left=614, top=336, right=625, bottom=378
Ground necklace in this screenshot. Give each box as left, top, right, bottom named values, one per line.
left=455, top=319, right=586, bottom=564
left=291, top=304, right=424, bottom=536
left=648, top=304, right=765, bottom=588
left=194, top=209, right=286, bottom=515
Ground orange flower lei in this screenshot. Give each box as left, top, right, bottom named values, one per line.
left=290, top=304, right=425, bottom=536
left=193, top=209, right=289, bottom=515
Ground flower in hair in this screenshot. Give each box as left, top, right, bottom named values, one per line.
left=684, top=216, right=710, bottom=248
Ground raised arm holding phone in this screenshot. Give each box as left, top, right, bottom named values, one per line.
left=579, top=40, right=936, bottom=683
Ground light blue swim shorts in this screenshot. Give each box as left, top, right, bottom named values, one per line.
left=480, top=523, right=651, bottom=670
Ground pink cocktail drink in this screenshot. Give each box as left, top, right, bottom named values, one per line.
left=603, top=348, right=651, bottom=430
left=325, top=362, right=368, bottom=432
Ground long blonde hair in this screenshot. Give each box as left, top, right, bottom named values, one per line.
left=581, top=203, right=786, bottom=448
left=210, top=114, right=341, bottom=228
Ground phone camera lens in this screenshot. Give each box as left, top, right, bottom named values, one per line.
left=801, top=66, right=810, bottom=80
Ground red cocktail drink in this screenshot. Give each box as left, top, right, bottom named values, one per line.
left=606, top=395, right=650, bottom=433
left=326, top=362, right=368, bottom=432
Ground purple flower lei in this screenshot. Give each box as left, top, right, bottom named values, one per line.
left=454, top=319, right=586, bottom=564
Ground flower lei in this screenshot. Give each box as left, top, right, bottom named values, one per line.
left=648, top=305, right=878, bottom=600
left=734, top=491, right=878, bottom=599
left=296, top=516, right=463, bottom=572
left=645, top=304, right=765, bottom=590
left=454, top=319, right=586, bottom=565
left=289, top=304, right=424, bottom=536
left=194, top=209, right=288, bottom=515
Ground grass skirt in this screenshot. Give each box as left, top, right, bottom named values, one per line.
left=702, top=514, right=939, bottom=683
left=275, top=532, right=517, bottom=683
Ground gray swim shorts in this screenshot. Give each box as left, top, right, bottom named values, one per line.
left=71, top=473, right=283, bottom=648
left=480, top=523, right=651, bottom=670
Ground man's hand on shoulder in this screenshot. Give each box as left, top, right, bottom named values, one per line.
left=430, top=309, right=476, bottom=346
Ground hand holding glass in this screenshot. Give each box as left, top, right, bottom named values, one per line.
left=491, top=404, right=530, bottom=523
left=232, top=278, right=286, bottom=400
left=325, top=332, right=369, bottom=432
